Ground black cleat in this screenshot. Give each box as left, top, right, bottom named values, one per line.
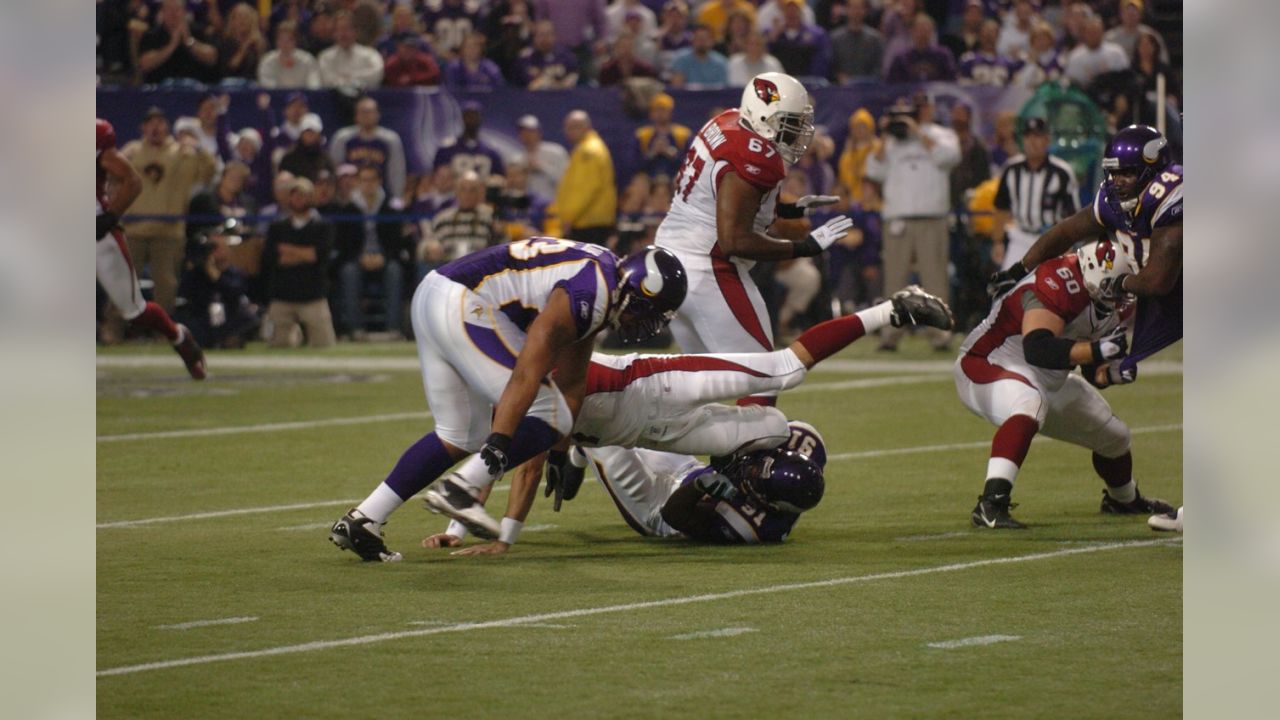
left=329, top=509, right=403, bottom=562
left=889, top=285, right=956, bottom=330
left=423, top=476, right=500, bottom=539
left=971, top=495, right=1027, bottom=529
left=173, top=324, right=207, bottom=380
left=1100, top=490, right=1176, bottom=516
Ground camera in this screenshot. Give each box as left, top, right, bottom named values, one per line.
left=885, top=99, right=918, bottom=140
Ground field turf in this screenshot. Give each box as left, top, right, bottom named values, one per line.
left=97, top=338, right=1182, bottom=718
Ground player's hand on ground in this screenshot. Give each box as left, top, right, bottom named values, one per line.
left=451, top=541, right=510, bottom=557
left=795, top=194, right=840, bottom=210
left=422, top=533, right=463, bottom=549
left=987, top=261, right=1028, bottom=298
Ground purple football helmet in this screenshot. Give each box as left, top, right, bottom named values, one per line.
left=610, top=246, right=687, bottom=344
left=781, top=420, right=827, bottom=468
left=737, top=450, right=825, bottom=514
left=1102, top=125, right=1170, bottom=206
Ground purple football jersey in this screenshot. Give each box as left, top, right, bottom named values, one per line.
left=421, top=0, right=485, bottom=56
left=433, top=136, right=506, bottom=179
left=958, top=51, right=1022, bottom=86
left=680, top=467, right=800, bottom=544
left=516, top=47, right=579, bottom=87
left=1093, top=164, right=1183, bottom=265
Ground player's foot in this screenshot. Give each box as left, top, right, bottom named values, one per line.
left=423, top=476, right=500, bottom=539
left=1148, top=505, right=1183, bottom=533
left=173, top=324, right=207, bottom=380
left=1099, top=490, right=1175, bottom=516
left=329, top=509, right=403, bottom=562
left=971, top=494, right=1027, bottom=529
left=889, top=285, right=955, bottom=330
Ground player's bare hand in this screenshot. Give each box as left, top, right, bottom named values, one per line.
left=422, top=533, right=463, bottom=549
left=451, top=541, right=510, bottom=557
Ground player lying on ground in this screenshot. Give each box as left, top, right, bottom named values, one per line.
left=423, top=422, right=828, bottom=548
left=329, top=240, right=688, bottom=562
left=958, top=239, right=1175, bottom=529
left=987, top=124, right=1183, bottom=530
left=96, top=118, right=206, bottom=379
left=414, top=288, right=950, bottom=556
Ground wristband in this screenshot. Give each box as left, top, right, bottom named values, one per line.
left=776, top=201, right=804, bottom=219
left=498, top=517, right=523, bottom=545
left=446, top=519, right=470, bottom=540
left=791, top=236, right=822, bottom=258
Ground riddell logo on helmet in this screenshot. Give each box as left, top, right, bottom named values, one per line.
left=753, top=78, right=780, bottom=105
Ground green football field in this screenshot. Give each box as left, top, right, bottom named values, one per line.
left=97, top=338, right=1182, bottom=719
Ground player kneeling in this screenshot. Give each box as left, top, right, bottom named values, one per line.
left=955, top=239, right=1175, bottom=528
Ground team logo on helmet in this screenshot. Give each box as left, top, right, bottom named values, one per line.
left=1095, top=240, right=1117, bottom=269
left=753, top=77, right=781, bottom=105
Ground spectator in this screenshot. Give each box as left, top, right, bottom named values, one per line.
left=996, top=0, right=1038, bottom=61
left=486, top=1, right=537, bottom=81
left=885, top=13, right=956, bottom=83
left=227, top=125, right=273, bottom=208
left=138, top=0, right=219, bottom=84
left=511, top=114, right=569, bottom=202
left=383, top=36, right=443, bottom=87
left=329, top=96, right=408, bottom=198
left=517, top=20, right=581, bottom=89
left=669, top=24, right=729, bottom=88
left=948, top=102, right=992, bottom=211
left=217, top=3, right=266, bottom=81
left=695, top=0, right=756, bottom=43
left=256, top=170, right=298, bottom=240
left=1011, top=20, right=1063, bottom=89
left=377, top=2, right=431, bottom=58
left=942, top=0, right=984, bottom=61
left=756, top=0, right=815, bottom=36
left=424, top=0, right=486, bottom=60
left=1127, top=28, right=1178, bottom=127
left=1105, top=0, right=1168, bottom=62
left=269, top=92, right=320, bottom=152
left=728, top=31, right=784, bottom=86
left=863, top=95, right=960, bottom=351
left=258, top=20, right=322, bottom=88
left=267, top=0, right=313, bottom=46
left=318, top=9, right=384, bottom=89
left=279, top=114, right=334, bottom=182
left=262, top=177, right=337, bottom=347
left=433, top=100, right=506, bottom=181
left=1059, top=2, right=1094, bottom=53
left=314, top=168, right=362, bottom=289
left=191, top=93, right=227, bottom=162
left=187, top=160, right=257, bottom=240
left=532, top=0, right=608, bottom=66
left=444, top=31, right=507, bottom=92
left=418, top=171, right=498, bottom=276
left=656, top=1, right=694, bottom=72
left=767, top=0, right=831, bottom=79
left=830, top=0, right=884, bottom=84
left=837, top=107, right=878, bottom=204
left=175, top=220, right=260, bottom=349
left=407, top=167, right=459, bottom=244
left=307, top=5, right=336, bottom=54
left=492, top=161, right=551, bottom=242
left=822, top=197, right=883, bottom=315
left=989, top=110, right=1020, bottom=170
left=338, top=165, right=410, bottom=338
left=598, top=32, right=660, bottom=86
left=1063, top=15, right=1129, bottom=89
left=878, top=0, right=923, bottom=76
left=606, top=1, right=657, bottom=43
left=634, top=93, right=692, bottom=179
left=959, top=18, right=1019, bottom=86
left=121, top=107, right=217, bottom=313
left=716, top=10, right=755, bottom=58
left=555, top=110, right=617, bottom=246
left=621, top=10, right=660, bottom=67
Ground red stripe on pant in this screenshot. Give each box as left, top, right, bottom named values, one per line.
left=960, top=354, right=1033, bottom=386
left=586, top=356, right=771, bottom=394
left=709, top=253, right=773, bottom=352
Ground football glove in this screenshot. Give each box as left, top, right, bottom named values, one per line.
left=793, top=214, right=855, bottom=257
left=1090, top=328, right=1129, bottom=364
left=693, top=471, right=739, bottom=502
left=479, top=433, right=512, bottom=477
left=544, top=449, right=586, bottom=512
left=1101, top=272, right=1132, bottom=303
left=1106, top=363, right=1137, bottom=386
left=987, top=261, right=1029, bottom=298
left=776, top=195, right=840, bottom=219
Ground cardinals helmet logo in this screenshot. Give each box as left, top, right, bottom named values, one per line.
left=1095, top=240, right=1117, bottom=270
left=753, top=77, right=781, bottom=105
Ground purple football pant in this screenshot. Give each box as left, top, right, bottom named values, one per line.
left=1119, top=275, right=1183, bottom=372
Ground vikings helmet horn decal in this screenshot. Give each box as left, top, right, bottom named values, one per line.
left=1142, top=136, right=1168, bottom=164
left=753, top=77, right=781, bottom=105
left=640, top=248, right=664, bottom=297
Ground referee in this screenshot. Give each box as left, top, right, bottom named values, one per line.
left=992, top=117, right=1079, bottom=270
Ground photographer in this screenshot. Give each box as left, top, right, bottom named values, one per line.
left=864, top=94, right=960, bottom=351
left=174, top=220, right=260, bottom=349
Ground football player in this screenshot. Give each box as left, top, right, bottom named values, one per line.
left=959, top=239, right=1175, bottom=528
left=329, top=241, right=687, bottom=562
left=654, top=72, right=853, bottom=405
left=96, top=119, right=206, bottom=379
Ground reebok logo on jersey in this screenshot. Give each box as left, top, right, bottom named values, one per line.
left=1044, top=276, right=1059, bottom=291
left=745, top=164, right=762, bottom=175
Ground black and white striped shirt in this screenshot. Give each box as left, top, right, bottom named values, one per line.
left=993, top=154, right=1079, bottom=233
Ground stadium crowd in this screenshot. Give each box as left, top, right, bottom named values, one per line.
left=96, top=0, right=1182, bottom=348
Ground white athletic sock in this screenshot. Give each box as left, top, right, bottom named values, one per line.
left=451, top=453, right=495, bottom=496
left=855, top=301, right=894, bottom=334
left=1106, top=480, right=1137, bottom=503
left=986, top=457, right=1020, bottom=484
left=356, top=483, right=406, bottom=524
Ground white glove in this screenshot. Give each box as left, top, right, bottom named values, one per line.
left=1090, top=327, right=1129, bottom=364
left=808, top=214, right=855, bottom=251
left=1106, top=364, right=1137, bottom=385
left=795, top=194, right=840, bottom=210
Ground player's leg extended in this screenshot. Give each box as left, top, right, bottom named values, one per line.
left=645, top=404, right=790, bottom=457
left=583, top=447, right=690, bottom=538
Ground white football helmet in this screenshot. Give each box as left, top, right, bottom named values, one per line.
left=1076, top=239, right=1139, bottom=303
left=738, top=72, right=814, bottom=164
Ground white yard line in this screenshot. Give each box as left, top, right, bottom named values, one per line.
left=827, top=423, right=1182, bottom=463
left=670, top=627, right=758, bottom=640
left=97, top=411, right=431, bottom=443
left=895, top=532, right=970, bottom=543
left=98, top=538, right=1178, bottom=677
left=926, top=634, right=1022, bottom=649
left=154, top=617, right=258, bottom=631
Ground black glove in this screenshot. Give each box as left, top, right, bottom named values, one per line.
left=544, top=448, right=586, bottom=512
left=1102, top=272, right=1132, bottom=303
left=96, top=212, right=119, bottom=240
left=479, top=433, right=512, bottom=477
left=987, top=261, right=1029, bottom=298
left=1090, top=327, right=1129, bottom=364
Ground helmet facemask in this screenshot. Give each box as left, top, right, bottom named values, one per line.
left=769, top=105, right=815, bottom=165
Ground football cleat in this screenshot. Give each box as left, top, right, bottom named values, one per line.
left=1099, top=490, right=1175, bottom=516
left=329, top=509, right=403, bottom=562
left=1148, top=505, right=1183, bottom=533
left=173, top=324, right=207, bottom=380
left=971, top=495, right=1027, bottom=529
left=889, top=285, right=955, bottom=330
left=423, top=476, right=500, bottom=539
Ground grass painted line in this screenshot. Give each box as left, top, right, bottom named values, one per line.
left=670, top=627, right=758, bottom=640
left=97, top=411, right=432, bottom=443
left=926, top=634, right=1022, bottom=649
left=895, top=532, right=970, bottom=543
left=97, top=538, right=1179, bottom=677
left=828, top=423, right=1182, bottom=463
left=275, top=522, right=336, bottom=532
left=154, top=617, right=258, bottom=631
